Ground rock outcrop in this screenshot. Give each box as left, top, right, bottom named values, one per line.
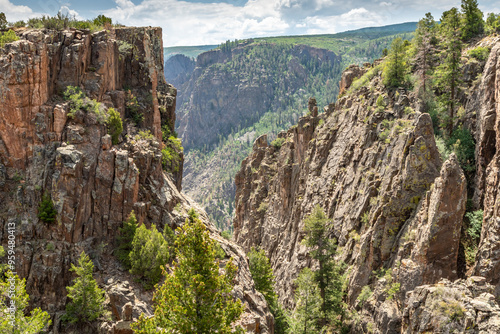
left=234, top=39, right=500, bottom=332
left=0, top=27, right=272, bottom=333
left=474, top=40, right=500, bottom=295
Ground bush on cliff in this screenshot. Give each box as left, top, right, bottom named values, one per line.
left=0, top=30, right=19, bottom=48
left=106, top=107, right=123, bottom=145
left=38, top=192, right=57, bottom=223
left=129, top=224, right=170, bottom=289
left=116, top=211, right=138, bottom=270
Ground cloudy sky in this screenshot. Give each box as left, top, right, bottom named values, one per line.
left=3, top=0, right=500, bottom=46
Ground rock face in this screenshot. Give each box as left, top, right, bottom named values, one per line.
left=164, top=53, right=195, bottom=89
left=234, top=40, right=500, bottom=332
left=0, top=28, right=272, bottom=333
left=474, top=40, right=500, bottom=294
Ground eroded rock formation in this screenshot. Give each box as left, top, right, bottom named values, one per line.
left=0, top=27, right=272, bottom=333
left=234, top=38, right=500, bottom=333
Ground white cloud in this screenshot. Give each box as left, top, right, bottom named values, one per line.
left=59, top=6, right=83, bottom=20
left=104, top=0, right=289, bottom=46
left=0, top=0, right=42, bottom=22
left=303, top=7, right=384, bottom=35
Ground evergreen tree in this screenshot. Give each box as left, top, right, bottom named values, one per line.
left=63, top=251, right=106, bottom=324
left=0, top=247, right=51, bottom=333
left=38, top=192, right=57, bottom=223
left=382, top=37, right=408, bottom=88
left=132, top=214, right=244, bottom=333
left=302, top=205, right=346, bottom=330
left=461, top=0, right=484, bottom=40
left=106, top=107, right=123, bottom=145
left=116, top=210, right=138, bottom=270
left=248, top=247, right=275, bottom=303
left=129, top=224, right=170, bottom=289
left=413, top=13, right=437, bottom=94
left=0, top=271, right=51, bottom=333
left=436, top=7, right=463, bottom=136
left=288, top=268, right=322, bottom=334
left=485, top=13, right=500, bottom=34
left=0, top=13, right=6, bottom=30
left=248, top=247, right=288, bottom=334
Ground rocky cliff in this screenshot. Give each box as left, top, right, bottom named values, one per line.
left=0, top=27, right=272, bottom=333
left=234, top=36, right=500, bottom=333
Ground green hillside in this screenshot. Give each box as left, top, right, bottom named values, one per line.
left=164, top=45, right=218, bottom=60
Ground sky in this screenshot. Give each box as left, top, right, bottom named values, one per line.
left=2, top=0, right=500, bottom=46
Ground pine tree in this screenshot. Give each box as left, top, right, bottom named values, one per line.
left=129, top=223, right=170, bottom=289
left=302, top=205, right=346, bottom=330
left=485, top=13, right=500, bottom=34
left=0, top=271, right=51, bottom=333
left=413, top=13, right=437, bottom=95
left=288, top=268, right=322, bottom=334
left=382, top=37, right=408, bottom=88
left=63, top=251, right=105, bottom=324
left=0, top=247, right=51, bottom=333
left=0, top=13, right=6, bottom=30
left=436, top=7, right=463, bottom=136
left=248, top=247, right=288, bottom=334
left=116, top=210, right=138, bottom=270
left=132, top=214, right=244, bottom=333
left=461, top=0, right=484, bottom=41
left=38, top=192, right=57, bottom=223
left=106, top=107, right=123, bottom=145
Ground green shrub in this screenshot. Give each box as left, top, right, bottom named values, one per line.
left=0, top=30, right=20, bottom=47
left=361, top=212, right=370, bottom=225
left=13, top=20, right=25, bottom=28
left=116, top=211, right=138, bottom=270
left=129, top=224, right=170, bottom=289
left=46, top=242, right=55, bottom=251
left=162, top=136, right=183, bottom=172
left=63, top=251, right=106, bottom=324
left=447, top=127, right=476, bottom=172
left=134, top=130, right=155, bottom=141
left=38, top=192, right=57, bottom=223
left=63, top=86, right=108, bottom=123
left=221, top=230, right=232, bottom=240
left=93, top=15, right=112, bottom=27
left=125, top=90, right=143, bottom=125
left=356, top=285, right=373, bottom=307
left=347, top=64, right=382, bottom=94
left=214, top=242, right=226, bottom=260
left=107, top=108, right=123, bottom=145
left=26, top=14, right=110, bottom=32
left=465, top=210, right=483, bottom=240
left=271, top=137, right=286, bottom=150
left=467, top=46, right=490, bottom=62
left=376, top=95, right=385, bottom=108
